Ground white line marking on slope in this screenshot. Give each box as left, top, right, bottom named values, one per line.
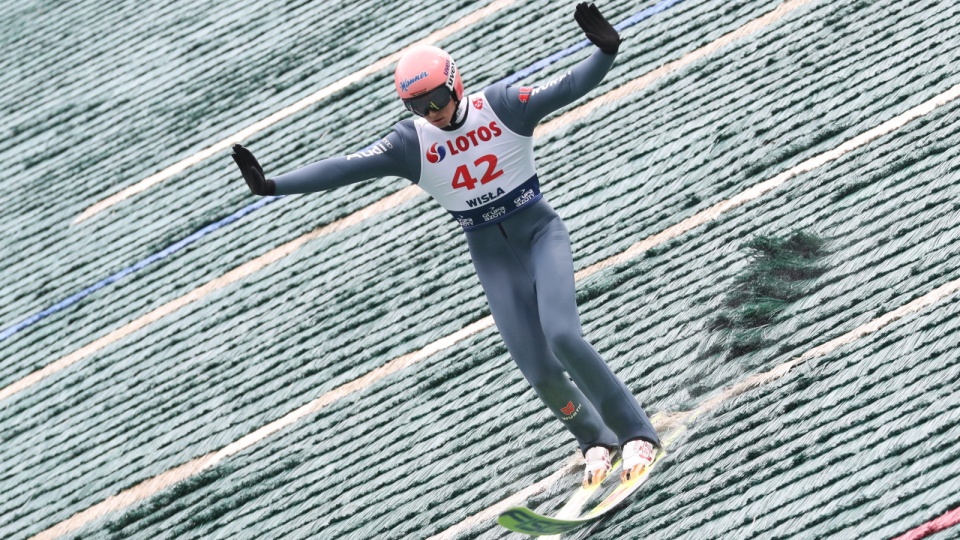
left=26, top=317, right=497, bottom=540
left=72, top=0, right=518, bottom=224
left=536, top=0, right=817, bottom=137
left=0, top=187, right=420, bottom=402
left=575, top=82, right=960, bottom=280
left=425, top=458, right=582, bottom=540
left=695, top=279, right=960, bottom=419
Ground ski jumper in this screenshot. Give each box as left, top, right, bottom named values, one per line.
left=272, top=49, right=660, bottom=452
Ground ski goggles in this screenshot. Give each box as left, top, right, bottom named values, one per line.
left=403, top=86, right=453, bottom=117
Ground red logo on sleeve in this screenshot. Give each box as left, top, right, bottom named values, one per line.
left=561, top=401, right=576, bottom=415
left=518, top=87, right=532, bottom=103
left=473, top=97, right=484, bottom=110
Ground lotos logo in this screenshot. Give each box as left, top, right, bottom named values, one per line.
left=473, top=97, right=483, bottom=110
left=518, top=87, right=532, bottom=103
left=426, top=142, right=446, bottom=163
left=434, top=121, right=503, bottom=158
left=400, top=71, right=429, bottom=92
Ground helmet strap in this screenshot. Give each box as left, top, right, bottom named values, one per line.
left=445, top=94, right=468, bottom=130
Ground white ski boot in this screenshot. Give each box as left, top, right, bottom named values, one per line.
left=621, top=439, right=655, bottom=482
left=582, top=446, right=612, bottom=487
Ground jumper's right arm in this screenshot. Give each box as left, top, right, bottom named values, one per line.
left=232, top=121, right=420, bottom=196
left=483, top=3, right=622, bottom=136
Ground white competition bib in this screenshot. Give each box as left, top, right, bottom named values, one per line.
left=415, top=92, right=541, bottom=229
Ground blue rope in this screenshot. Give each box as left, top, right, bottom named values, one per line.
left=0, top=196, right=280, bottom=342
left=500, top=0, right=685, bottom=86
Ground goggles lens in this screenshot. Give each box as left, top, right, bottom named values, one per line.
left=403, top=86, right=452, bottom=117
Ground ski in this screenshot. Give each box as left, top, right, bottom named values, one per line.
left=497, top=449, right=665, bottom=536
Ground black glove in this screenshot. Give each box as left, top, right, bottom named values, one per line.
left=231, top=144, right=276, bottom=196
left=575, top=3, right=621, bottom=55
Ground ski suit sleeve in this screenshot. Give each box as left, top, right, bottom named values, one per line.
left=272, top=120, right=421, bottom=195
left=485, top=48, right=616, bottom=137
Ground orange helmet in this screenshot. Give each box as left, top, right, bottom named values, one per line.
left=394, top=45, right=464, bottom=115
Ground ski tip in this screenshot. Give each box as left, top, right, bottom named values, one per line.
left=497, top=505, right=587, bottom=536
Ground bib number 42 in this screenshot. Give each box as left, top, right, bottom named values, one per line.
left=452, top=154, right=503, bottom=190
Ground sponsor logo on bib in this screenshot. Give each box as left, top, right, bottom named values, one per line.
left=430, top=121, right=503, bottom=160
left=514, top=189, right=536, bottom=207
left=426, top=142, right=446, bottom=163
left=466, top=187, right=505, bottom=208
left=481, top=206, right=506, bottom=222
